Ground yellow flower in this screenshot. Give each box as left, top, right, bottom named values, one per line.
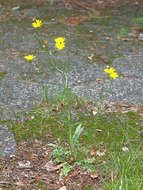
left=55, top=37, right=65, bottom=50
left=109, top=72, right=118, bottom=79
left=24, top=54, right=36, bottom=61
left=45, top=41, right=48, bottom=45
left=104, top=67, right=115, bottom=74
left=104, top=67, right=118, bottom=79
left=32, top=19, right=43, bottom=28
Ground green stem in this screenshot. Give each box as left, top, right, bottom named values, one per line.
left=98, top=79, right=113, bottom=113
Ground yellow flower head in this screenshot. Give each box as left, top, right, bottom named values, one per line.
left=104, top=67, right=118, bottom=79
left=45, top=41, right=48, bottom=45
left=55, top=37, right=65, bottom=50
left=109, top=72, right=118, bottom=79
left=32, top=19, right=43, bottom=28
left=24, top=54, right=36, bottom=61
left=104, top=67, right=115, bottom=74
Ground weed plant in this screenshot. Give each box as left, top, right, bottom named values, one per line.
left=9, top=18, right=143, bottom=189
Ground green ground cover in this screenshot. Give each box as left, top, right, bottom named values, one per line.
left=8, top=86, right=143, bottom=189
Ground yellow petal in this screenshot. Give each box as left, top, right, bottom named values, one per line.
left=109, top=72, right=118, bottom=79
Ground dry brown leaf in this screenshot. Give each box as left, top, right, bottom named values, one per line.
left=43, top=160, right=65, bottom=172
left=67, top=16, right=90, bottom=25
left=59, top=186, right=67, bottom=190
left=114, top=171, right=119, bottom=179
left=136, top=27, right=143, bottom=33
left=105, top=36, right=113, bottom=40
left=18, top=160, right=31, bottom=168
left=84, top=99, right=90, bottom=104
left=95, top=150, right=105, bottom=157
left=96, top=78, right=104, bottom=81
left=100, top=45, right=107, bottom=48
left=92, top=111, right=97, bottom=115
left=0, top=181, right=11, bottom=185
left=88, top=54, right=94, bottom=60
left=122, top=147, right=129, bottom=152
left=90, top=149, right=96, bottom=156
left=30, top=154, right=38, bottom=160
left=96, top=129, right=102, bottom=132
left=90, top=172, right=99, bottom=179
left=120, top=37, right=132, bottom=41
left=14, top=181, right=26, bottom=188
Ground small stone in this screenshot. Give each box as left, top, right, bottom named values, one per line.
left=122, top=147, right=129, bottom=152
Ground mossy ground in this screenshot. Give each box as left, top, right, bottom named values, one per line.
left=6, top=88, right=143, bottom=189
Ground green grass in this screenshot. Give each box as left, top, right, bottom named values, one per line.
left=133, top=17, right=143, bottom=23
left=0, top=70, right=6, bottom=79
left=8, top=86, right=143, bottom=189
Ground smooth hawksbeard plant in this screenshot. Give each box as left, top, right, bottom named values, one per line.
left=32, top=19, right=43, bottom=28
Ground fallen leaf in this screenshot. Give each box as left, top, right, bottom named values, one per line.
left=29, top=153, right=38, bottom=160
left=0, top=181, right=11, bottom=185
left=96, top=78, right=104, bottom=81
left=14, top=181, right=25, bottom=188
left=90, top=172, right=99, bottom=179
left=100, top=45, right=107, bottom=48
left=92, top=111, right=97, bottom=115
left=102, top=146, right=107, bottom=152
left=44, top=160, right=65, bottom=172
left=105, top=36, right=112, bottom=40
left=136, top=27, right=143, bottom=33
left=84, top=99, right=90, bottom=104
left=96, top=129, right=102, bottom=132
left=88, top=54, right=94, bottom=60
left=90, top=148, right=106, bottom=157
left=59, top=186, right=67, bottom=190
left=67, top=16, right=90, bottom=25
left=90, top=150, right=96, bottom=156
left=12, top=6, right=20, bottom=10
left=122, top=147, right=129, bottom=152
left=95, top=150, right=105, bottom=157
left=35, top=176, right=41, bottom=181
left=120, top=37, right=131, bottom=41
left=18, top=160, right=31, bottom=168
left=128, top=32, right=136, bottom=37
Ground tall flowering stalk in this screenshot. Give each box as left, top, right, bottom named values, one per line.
left=25, top=18, right=82, bottom=159
left=96, top=67, right=119, bottom=114
left=52, top=37, right=81, bottom=158
left=32, top=19, right=45, bottom=50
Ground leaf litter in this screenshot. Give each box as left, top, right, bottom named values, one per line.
left=0, top=139, right=102, bottom=190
